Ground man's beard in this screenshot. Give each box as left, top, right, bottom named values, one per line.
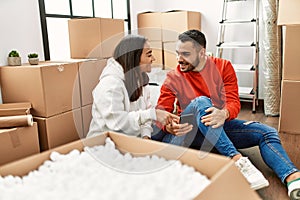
left=178, top=57, right=200, bottom=72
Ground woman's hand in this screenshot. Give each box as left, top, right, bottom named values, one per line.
left=155, top=109, right=180, bottom=126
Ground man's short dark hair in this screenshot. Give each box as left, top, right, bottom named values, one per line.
left=178, top=29, right=206, bottom=49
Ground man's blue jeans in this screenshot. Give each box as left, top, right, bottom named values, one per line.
left=153, top=96, right=299, bottom=183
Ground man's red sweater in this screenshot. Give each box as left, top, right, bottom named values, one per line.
left=156, top=56, right=241, bottom=120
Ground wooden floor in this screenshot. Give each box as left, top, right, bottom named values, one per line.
left=237, top=101, right=279, bottom=130
left=237, top=101, right=290, bottom=200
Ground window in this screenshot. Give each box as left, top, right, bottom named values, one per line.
left=38, top=0, right=130, bottom=60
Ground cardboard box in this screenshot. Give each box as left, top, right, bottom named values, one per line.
left=0, top=102, right=31, bottom=117
left=279, top=80, right=300, bottom=134
left=282, top=26, right=300, bottom=81
left=0, top=122, right=39, bottom=166
left=279, top=132, right=300, bottom=168
left=163, top=41, right=178, bottom=69
left=162, top=11, right=201, bottom=42
left=81, top=104, right=92, bottom=138
left=278, top=0, right=300, bottom=25
left=78, top=59, right=107, bottom=106
left=150, top=41, right=163, bottom=68
left=68, top=18, right=124, bottom=59
left=0, top=62, right=81, bottom=118
left=137, top=12, right=162, bottom=41
left=34, top=108, right=83, bottom=151
left=0, top=131, right=260, bottom=199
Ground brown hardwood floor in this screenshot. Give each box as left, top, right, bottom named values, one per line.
left=237, top=101, right=279, bottom=130
left=237, top=101, right=289, bottom=200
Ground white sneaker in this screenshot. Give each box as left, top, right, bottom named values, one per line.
left=288, top=179, right=300, bottom=200
left=235, top=157, right=269, bottom=190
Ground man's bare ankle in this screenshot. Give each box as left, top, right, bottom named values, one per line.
left=232, top=154, right=242, bottom=162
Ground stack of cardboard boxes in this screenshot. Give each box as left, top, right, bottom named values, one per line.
left=0, top=17, right=124, bottom=154
left=278, top=0, right=300, bottom=168
left=0, top=103, right=39, bottom=165
left=68, top=17, right=125, bottom=138
left=138, top=10, right=201, bottom=69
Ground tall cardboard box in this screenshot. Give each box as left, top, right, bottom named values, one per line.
left=163, top=41, right=178, bottom=69
left=34, top=108, right=83, bottom=151
left=137, top=12, right=162, bottom=41
left=279, top=80, right=300, bottom=134
left=0, top=122, right=39, bottom=165
left=68, top=18, right=124, bottom=59
left=0, top=62, right=81, bottom=118
left=281, top=26, right=300, bottom=81
left=77, top=59, right=107, bottom=106
left=81, top=104, right=92, bottom=138
left=279, top=132, right=300, bottom=168
left=278, top=0, right=300, bottom=25
left=162, top=11, right=201, bottom=42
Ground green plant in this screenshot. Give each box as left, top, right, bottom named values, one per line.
left=28, top=53, right=38, bottom=58
left=8, top=50, right=20, bottom=57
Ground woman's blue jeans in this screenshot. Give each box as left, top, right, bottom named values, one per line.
left=153, top=96, right=299, bottom=183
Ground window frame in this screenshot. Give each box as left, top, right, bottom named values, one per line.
left=38, top=0, right=131, bottom=60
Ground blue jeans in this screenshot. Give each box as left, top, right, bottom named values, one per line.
left=153, top=96, right=299, bottom=183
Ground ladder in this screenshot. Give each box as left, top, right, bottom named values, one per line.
left=216, top=0, right=259, bottom=113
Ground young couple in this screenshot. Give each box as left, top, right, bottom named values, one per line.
left=87, top=30, right=300, bottom=200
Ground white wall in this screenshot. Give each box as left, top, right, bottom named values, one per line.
left=0, top=0, right=44, bottom=103
left=0, top=0, right=44, bottom=65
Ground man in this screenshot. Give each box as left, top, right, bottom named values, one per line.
left=154, top=29, right=300, bottom=199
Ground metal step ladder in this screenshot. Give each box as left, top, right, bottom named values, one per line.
left=216, top=0, right=259, bottom=113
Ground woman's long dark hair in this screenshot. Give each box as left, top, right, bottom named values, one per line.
left=113, top=34, right=149, bottom=102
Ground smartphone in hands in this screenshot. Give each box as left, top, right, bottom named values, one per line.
left=180, top=113, right=195, bottom=125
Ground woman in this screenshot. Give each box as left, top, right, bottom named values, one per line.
left=87, top=34, right=179, bottom=139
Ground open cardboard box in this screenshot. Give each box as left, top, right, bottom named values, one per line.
left=0, top=131, right=260, bottom=199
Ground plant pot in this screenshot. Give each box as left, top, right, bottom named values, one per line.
left=28, top=58, right=39, bottom=65
left=7, top=57, right=21, bottom=66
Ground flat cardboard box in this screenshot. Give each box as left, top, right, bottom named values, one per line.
left=68, top=18, right=124, bottom=59
left=162, top=11, right=201, bottom=42
left=278, top=0, right=300, bottom=25
left=279, top=80, right=300, bottom=134
left=0, top=122, right=39, bottom=166
left=163, top=41, right=178, bottom=69
left=137, top=12, right=162, bottom=41
left=0, top=62, right=81, bottom=118
left=34, top=108, right=83, bottom=151
left=0, top=102, right=31, bottom=117
left=78, top=59, right=107, bottom=106
left=282, top=26, right=300, bottom=81
left=0, top=131, right=260, bottom=199
left=81, top=104, right=92, bottom=138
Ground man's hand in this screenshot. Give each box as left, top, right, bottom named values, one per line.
left=165, top=120, right=193, bottom=136
left=201, top=107, right=229, bottom=128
